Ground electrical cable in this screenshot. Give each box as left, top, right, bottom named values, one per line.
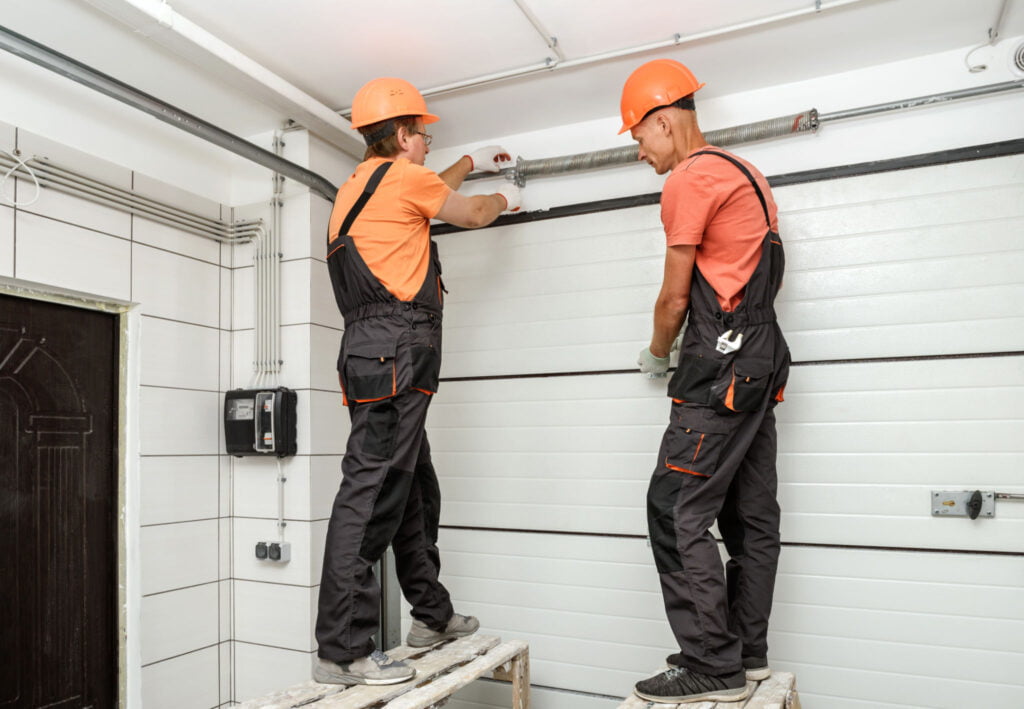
left=0, top=150, right=41, bottom=207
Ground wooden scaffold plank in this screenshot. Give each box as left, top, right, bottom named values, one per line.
left=240, top=635, right=530, bottom=709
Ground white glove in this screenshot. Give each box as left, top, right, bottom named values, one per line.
left=638, top=346, right=670, bottom=378
left=495, top=183, right=521, bottom=212
left=466, top=145, right=512, bottom=173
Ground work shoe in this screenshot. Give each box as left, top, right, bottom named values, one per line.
left=742, top=655, right=771, bottom=681
left=405, top=613, right=480, bottom=647
left=666, top=652, right=771, bottom=682
left=313, top=650, right=415, bottom=685
left=635, top=667, right=749, bottom=704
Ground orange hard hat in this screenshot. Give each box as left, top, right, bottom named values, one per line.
left=618, top=59, right=705, bottom=134
left=350, top=77, right=439, bottom=129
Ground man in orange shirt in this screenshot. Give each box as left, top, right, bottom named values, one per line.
left=315, top=77, right=520, bottom=686
left=621, top=60, right=790, bottom=704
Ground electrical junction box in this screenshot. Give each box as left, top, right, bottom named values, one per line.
left=224, top=387, right=297, bottom=457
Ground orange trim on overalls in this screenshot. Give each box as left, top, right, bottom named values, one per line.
left=664, top=458, right=710, bottom=477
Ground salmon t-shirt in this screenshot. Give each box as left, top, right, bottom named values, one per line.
left=328, top=157, right=451, bottom=301
left=661, top=146, right=779, bottom=311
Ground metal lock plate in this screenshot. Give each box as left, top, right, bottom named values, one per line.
left=931, top=490, right=995, bottom=518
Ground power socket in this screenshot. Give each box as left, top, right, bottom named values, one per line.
left=254, top=541, right=291, bottom=563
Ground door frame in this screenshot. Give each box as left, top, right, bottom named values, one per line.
left=0, top=275, right=141, bottom=709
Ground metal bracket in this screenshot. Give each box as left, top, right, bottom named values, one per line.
left=931, top=490, right=995, bottom=519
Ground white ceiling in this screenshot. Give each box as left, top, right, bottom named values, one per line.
left=1, top=0, right=1021, bottom=155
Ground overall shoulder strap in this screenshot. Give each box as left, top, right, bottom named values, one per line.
left=327, top=160, right=394, bottom=251
left=691, top=150, right=771, bottom=229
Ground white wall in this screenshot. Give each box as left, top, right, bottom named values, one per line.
left=0, top=121, right=235, bottom=707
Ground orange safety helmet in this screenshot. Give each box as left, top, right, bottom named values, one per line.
left=618, top=59, right=705, bottom=134
left=349, top=77, right=439, bottom=129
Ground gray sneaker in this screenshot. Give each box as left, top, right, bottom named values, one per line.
left=635, top=667, right=749, bottom=704
left=405, top=613, right=480, bottom=647
left=666, top=652, right=771, bottom=682
left=313, top=650, right=415, bottom=685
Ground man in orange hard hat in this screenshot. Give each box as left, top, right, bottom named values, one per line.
left=621, top=59, right=790, bottom=703
left=314, top=77, right=521, bottom=686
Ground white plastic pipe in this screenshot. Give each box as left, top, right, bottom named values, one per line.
left=345, top=0, right=876, bottom=104
left=82, top=0, right=366, bottom=158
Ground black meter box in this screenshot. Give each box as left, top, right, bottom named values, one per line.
left=224, top=388, right=297, bottom=457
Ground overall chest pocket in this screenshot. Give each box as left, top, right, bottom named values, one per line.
left=341, top=343, right=397, bottom=402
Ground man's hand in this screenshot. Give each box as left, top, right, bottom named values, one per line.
left=638, top=346, right=670, bottom=378
left=466, top=145, right=513, bottom=173
left=495, top=183, right=522, bottom=212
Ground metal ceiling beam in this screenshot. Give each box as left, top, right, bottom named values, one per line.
left=0, top=24, right=340, bottom=202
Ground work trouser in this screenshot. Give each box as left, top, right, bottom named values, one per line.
left=316, top=388, right=454, bottom=662
left=647, top=403, right=780, bottom=676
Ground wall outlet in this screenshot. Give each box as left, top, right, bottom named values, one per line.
left=255, top=541, right=291, bottom=563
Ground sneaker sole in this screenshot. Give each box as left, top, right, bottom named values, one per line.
left=745, top=666, right=771, bottom=681
left=634, top=684, right=750, bottom=704
left=405, top=627, right=479, bottom=648
left=313, top=666, right=416, bottom=686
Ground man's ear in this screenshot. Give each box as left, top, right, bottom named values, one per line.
left=395, top=125, right=411, bottom=150
left=655, top=111, right=672, bottom=135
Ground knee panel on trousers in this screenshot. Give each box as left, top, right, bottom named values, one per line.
left=363, top=399, right=399, bottom=459
left=647, top=473, right=685, bottom=574
left=359, top=466, right=414, bottom=561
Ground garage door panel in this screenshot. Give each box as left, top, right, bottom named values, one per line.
left=772, top=155, right=1024, bottom=215
left=434, top=530, right=1024, bottom=703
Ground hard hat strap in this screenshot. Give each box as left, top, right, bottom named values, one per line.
left=641, top=95, right=696, bottom=124
left=361, top=119, right=396, bottom=146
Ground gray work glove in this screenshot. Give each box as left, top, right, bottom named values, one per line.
left=465, top=145, right=512, bottom=173
left=638, top=346, right=670, bottom=378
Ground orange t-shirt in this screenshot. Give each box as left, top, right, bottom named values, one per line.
left=661, top=146, right=778, bottom=311
left=328, top=157, right=451, bottom=301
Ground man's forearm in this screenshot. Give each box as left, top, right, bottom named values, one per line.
left=650, top=296, right=689, bottom=358
left=438, top=155, right=472, bottom=189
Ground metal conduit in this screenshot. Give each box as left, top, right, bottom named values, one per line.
left=0, top=153, right=263, bottom=243
left=0, top=24, right=339, bottom=203
left=509, top=110, right=819, bottom=186
left=469, top=80, right=1024, bottom=186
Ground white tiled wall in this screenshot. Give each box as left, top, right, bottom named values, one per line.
left=2, top=123, right=237, bottom=706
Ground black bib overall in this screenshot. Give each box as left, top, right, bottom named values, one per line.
left=647, top=150, right=790, bottom=676
left=316, top=161, right=455, bottom=662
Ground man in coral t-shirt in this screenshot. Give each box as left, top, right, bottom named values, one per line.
left=620, top=59, right=790, bottom=704
left=315, top=77, right=522, bottom=687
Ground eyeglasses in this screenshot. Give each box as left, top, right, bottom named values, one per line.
left=411, top=130, right=433, bottom=147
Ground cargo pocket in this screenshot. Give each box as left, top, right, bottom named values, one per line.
left=663, top=413, right=728, bottom=478
left=341, top=343, right=397, bottom=403
left=712, top=356, right=773, bottom=413
left=363, top=399, right=399, bottom=459
left=408, top=343, right=441, bottom=394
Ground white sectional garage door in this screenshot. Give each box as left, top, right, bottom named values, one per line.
left=419, top=151, right=1024, bottom=709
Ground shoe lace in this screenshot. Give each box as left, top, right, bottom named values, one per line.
left=368, top=649, right=391, bottom=666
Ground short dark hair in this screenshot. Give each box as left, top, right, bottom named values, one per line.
left=359, top=115, right=421, bottom=160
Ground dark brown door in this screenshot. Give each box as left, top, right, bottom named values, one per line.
left=0, top=293, right=118, bottom=708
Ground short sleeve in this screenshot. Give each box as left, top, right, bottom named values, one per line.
left=661, top=166, right=720, bottom=247
left=402, top=162, right=451, bottom=219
